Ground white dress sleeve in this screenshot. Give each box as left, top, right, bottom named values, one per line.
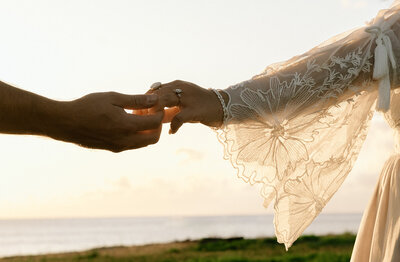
left=217, top=2, right=400, bottom=249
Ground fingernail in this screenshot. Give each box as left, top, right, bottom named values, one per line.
left=147, top=94, right=158, bottom=103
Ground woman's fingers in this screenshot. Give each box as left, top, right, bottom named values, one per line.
left=147, top=81, right=185, bottom=110
left=158, top=91, right=180, bottom=109
left=132, top=109, right=147, bottom=115
left=170, top=110, right=193, bottom=134
left=163, top=107, right=180, bottom=123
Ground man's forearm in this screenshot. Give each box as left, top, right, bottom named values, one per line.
left=0, top=80, right=163, bottom=152
left=0, top=81, right=66, bottom=136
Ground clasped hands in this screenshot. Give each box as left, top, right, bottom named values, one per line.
left=59, top=80, right=226, bottom=152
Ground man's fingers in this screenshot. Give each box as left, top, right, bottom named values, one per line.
left=170, top=110, right=192, bottom=134
left=127, top=111, right=164, bottom=131
left=127, top=127, right=162, bottom=149
left=113, top=93, right=159, bottom=109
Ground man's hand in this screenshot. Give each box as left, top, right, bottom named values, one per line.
left=56, top=92, right=163, bottom=152
left=0, top=81, right=163, bottom=152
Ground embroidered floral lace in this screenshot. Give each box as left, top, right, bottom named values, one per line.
left=217, top=1, right=400, bottom=249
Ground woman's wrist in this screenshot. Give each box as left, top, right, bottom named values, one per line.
left=208, top=89, right=228, bottom=127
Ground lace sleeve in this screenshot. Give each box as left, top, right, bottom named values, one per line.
left=217, top=2, right=400, bottom=249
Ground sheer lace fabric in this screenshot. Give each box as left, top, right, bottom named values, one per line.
left=217, top=1, right=400, bottom=249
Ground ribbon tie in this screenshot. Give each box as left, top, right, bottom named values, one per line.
left=365, top=24, right=397, bottom=112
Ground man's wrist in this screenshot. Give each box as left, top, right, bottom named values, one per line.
left=31, top=99, right=74, bottom=139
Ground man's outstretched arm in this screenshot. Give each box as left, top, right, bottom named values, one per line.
left=0, top=80, right=163, bottom=152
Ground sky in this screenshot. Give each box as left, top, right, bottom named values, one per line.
left=0, top=0, right=396, bottom=219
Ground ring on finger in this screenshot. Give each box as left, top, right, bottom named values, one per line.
left=174, top=88, right=182, bottom=98
left=150, top=82, right=162, bottom=91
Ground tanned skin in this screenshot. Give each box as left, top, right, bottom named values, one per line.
left=0, top=81, right=163, bottom=152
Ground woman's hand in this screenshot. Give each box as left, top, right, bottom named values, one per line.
left=148, top=80, right=226, bottom=134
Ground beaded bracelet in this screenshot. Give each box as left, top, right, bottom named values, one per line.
left=210, top=88, right=228, bottom=125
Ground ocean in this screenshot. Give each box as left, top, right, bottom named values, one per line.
left=0, top=214, right=362, bottom=258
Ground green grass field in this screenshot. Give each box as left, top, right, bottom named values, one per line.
left=0, top=233, right=356, bottom=262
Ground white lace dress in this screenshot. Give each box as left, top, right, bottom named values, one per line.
left=217, top=1, right=400, bottom=260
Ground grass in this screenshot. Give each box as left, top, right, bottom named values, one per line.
left=0, top=233, right=356, bottom=262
